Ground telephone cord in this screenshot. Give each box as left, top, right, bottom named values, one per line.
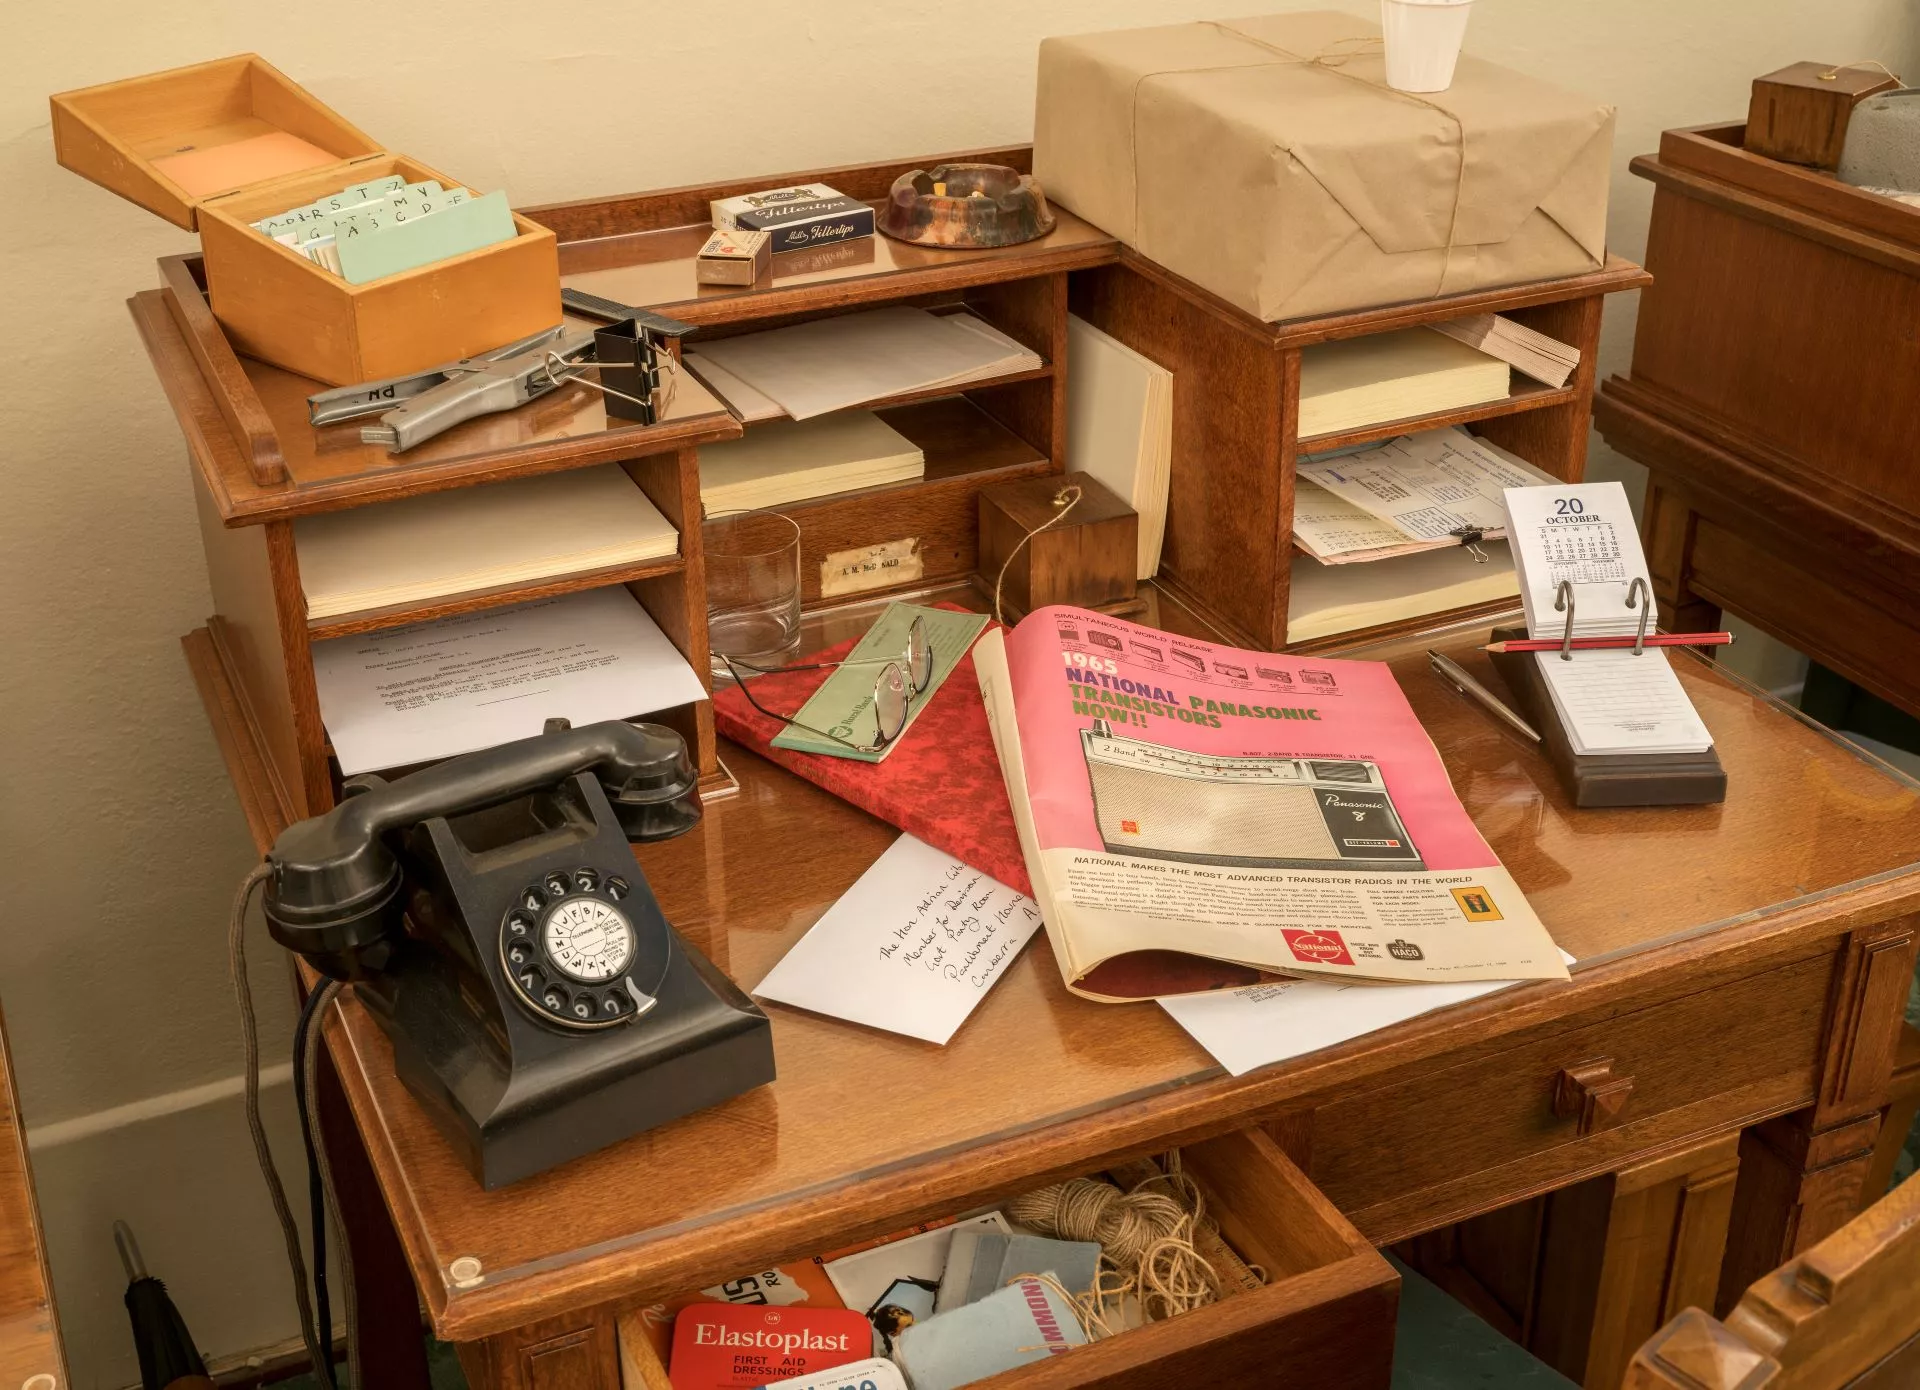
left=290, top=987, right=336, bottom=1390
left=228, top=863, right=332, bottom=1383
left=300, top=979, right=360, bottom=1390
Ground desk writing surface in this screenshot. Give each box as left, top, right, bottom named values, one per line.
left=324, top=595, right=1920, bottom=1338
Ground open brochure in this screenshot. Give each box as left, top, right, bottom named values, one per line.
left=973, top=606, right=1568, bottom=1001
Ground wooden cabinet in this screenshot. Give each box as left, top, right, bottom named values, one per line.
left=1069, top=250, right=1648, bottom=652
left=527, top=150, right=1115, bottom=609
left=1594, top=122, right=1920, bottom=719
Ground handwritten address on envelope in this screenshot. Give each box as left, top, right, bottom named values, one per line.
left=752, top=833, right=1043, bottom=1044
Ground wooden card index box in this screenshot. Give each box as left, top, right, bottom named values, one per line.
left=977, top=470, right=1141, bottom=622
left=51, top=54, right=559, bottom=386
left=1745, top=61, right=1900, bottom=169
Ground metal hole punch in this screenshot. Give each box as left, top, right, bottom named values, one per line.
left=1555, top=580, right=1577, bottom=660
left=1627, top=576, right=1652, bottom=655
left=304, top=296, right=695, bottom=453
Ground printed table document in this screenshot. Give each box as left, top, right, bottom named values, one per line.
left=752, top=833, right=1043, bottom=1044
left=311, top=587, right=706, bottom=775
left=1296, top=427, right=1556, bottom=560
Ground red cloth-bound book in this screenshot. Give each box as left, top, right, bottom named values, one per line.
left=710, top=615, right=1032, bottom=896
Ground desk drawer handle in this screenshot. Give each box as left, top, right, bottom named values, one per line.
left=1553, top=1059, right=1634, bottom=1136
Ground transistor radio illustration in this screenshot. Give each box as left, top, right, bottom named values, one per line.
left=1080, top=721, right=1424, bottom=871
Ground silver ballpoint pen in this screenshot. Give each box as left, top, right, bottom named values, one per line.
left=1428, top=650, right=1541, bottom=742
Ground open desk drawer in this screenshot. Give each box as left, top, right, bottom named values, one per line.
left=620, top=1127, right=1398, bottom=1389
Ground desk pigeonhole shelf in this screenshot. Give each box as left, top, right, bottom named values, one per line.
left=616, top=1128, right=1400, bottom=1389
left=52, top=53, right=559, bottom=386
left=532, top=163, right=1118, bottom=606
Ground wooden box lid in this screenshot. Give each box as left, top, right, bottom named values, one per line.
left=50, top=54, right=383, bottom=230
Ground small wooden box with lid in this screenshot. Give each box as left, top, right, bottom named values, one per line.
left=51, top=53, right=560, bottom=386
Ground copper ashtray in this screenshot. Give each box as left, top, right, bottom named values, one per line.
left=878, top=163, right=1056, bottom=249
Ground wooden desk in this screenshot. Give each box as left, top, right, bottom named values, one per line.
left=0, top=1007, right=68, bottom=1388
left=184, top=582, right=1920, bottom=1390
left=1593, top=122, right=1920, bottom=719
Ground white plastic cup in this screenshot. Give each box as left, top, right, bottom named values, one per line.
left=1381, top=0, right=1474, bottom=94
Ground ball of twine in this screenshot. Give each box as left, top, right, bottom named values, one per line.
left=1007, top=1156, right=1220, bottom=1325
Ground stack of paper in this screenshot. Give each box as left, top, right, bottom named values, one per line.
left=310, top=587, right=707, bottom=776
left=294, top=466, right=679, bottom=620
left=697, top=411, right=924, bottom=511
left=1065, top=315, right=1172, bottom=579
left=1298, top=329, right=1512, bottom=438
left=1430, top=314, right=1580, bottom=388
left=1502, top=481, right=1713, bottom=757
left=1292, top=427, right=1558, bottom=564
left=1287, top=544, right=1520, bottom=643
left=688, top=307, right=1041, bottom=420
left=1537, top=649, right=1714, bottom=755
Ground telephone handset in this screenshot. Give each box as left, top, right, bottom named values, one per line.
left=263, top=719, right=774, bottom=1189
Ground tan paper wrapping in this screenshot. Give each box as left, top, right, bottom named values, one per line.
left=1035, top=11, right=1614, bottom=323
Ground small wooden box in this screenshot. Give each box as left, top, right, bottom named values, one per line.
left=51, top=54, right=559, bottom=386
left=1745, top=61, right=1900, bottom=169
left=977, top=471, right=1142, bottom=622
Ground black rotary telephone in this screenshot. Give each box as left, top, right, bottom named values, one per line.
left=261, top=719, right=773, bottom=1189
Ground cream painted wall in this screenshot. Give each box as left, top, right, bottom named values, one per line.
left=5, top=1, right=1915, bottom=1384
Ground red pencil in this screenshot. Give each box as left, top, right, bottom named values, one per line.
left=1482, top=632, right=1734, bottom=654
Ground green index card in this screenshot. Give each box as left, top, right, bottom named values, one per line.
left=769, top=603, right=989, bottom=762
left=336, top=188, right=516, bottom=285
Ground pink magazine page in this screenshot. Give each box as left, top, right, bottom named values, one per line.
left=1005, top=609, right=1496, bottom=869
left=996, top=606, right=1567, bottom=997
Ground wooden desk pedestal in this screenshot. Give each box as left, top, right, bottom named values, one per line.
left=176, top=586, right=1920, bottom=1390
left=1595, top=122, right=1920, bottom=719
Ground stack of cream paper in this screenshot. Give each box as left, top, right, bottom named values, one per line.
left=1502, top=481, right=1713, bottom=757
left=1430, top=314, right=1580, bottom=389
left=1065, top=315, right=1172, bottom=579
left=690, top=306, right=1041, bottom=420
left=295, top=466, right=678, bottom=620
left=1292, top=427, right=1558, bottom=564
left=1298, top=328, right=1511, bottom=438
left=1287, top=543, right=1519, bottom=643
left=697, top=410, right=924, bottom=511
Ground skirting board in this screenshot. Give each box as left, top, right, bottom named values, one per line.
left=29, top=1068, right=319, bottom=1387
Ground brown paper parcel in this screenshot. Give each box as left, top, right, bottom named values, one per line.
left=1034, top=11, right=1614, bottom=322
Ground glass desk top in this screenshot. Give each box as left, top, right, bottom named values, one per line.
left=327, top=595, right=1920, bottom=1331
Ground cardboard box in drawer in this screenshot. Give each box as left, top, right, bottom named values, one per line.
left=50, top=54, right=559, bottom=386
left=1034, top=11, right=1613, bottom=323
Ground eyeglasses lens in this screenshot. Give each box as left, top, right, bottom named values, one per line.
left=905, top=618, right=934, bottom=692
left=872, top=663, right=910, bottom=746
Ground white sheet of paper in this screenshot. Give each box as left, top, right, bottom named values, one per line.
left=752, top=834, right=1043, bottom=1044
left=311, top=587, right=706, bottom=775
left=1160, top=951, right=1576, bottom=1077
left=1538, top=649, right=1714, bottom=755
left=1299, top=427, right=1556, bottom=544
left=1502, top=481, right=1650, bottom=637
left=692, top=307, right=1026, bottom=420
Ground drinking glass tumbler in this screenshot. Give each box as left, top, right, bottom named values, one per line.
left=703, top=509, right=803, bottom=678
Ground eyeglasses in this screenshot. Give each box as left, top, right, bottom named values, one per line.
left=722, top=616, right=935, bottom=754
